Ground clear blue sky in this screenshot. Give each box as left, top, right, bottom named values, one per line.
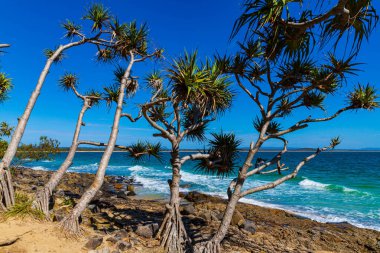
left=0, top=0, right=379, bottom=149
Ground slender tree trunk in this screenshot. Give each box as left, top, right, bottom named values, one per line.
left=156, top=145, right=190, bottom=253
left=194, top=141, right=264, bottom=253
left=194, top=182, right=242, bottom=253
left=32, top=101, right=90, bottom=217
left=0, top=41, right=85, bottom=210
left=60, top=56, right=134, bottom=236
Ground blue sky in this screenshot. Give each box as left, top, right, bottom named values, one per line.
left=0, top=0, right=379, bottom=149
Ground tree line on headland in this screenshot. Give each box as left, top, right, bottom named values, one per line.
left=0, top=1, right=379, bottom=252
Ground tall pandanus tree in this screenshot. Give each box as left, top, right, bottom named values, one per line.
left=60, top=20, right=163, bottom=235
left=32, top=73, right=102, bottom=217
left=194, top=1, right=379, bottom=252
left=0, top=3, right=129, bottom=210
left=140, top=51, right=234, bottom=253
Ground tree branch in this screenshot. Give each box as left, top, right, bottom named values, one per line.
left=180, top=153, right=211, bottom=165
left=240, top=144, right=332, bottom=197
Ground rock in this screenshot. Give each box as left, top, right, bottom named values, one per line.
left=117, top=241, right=132, bottom=251
left=242, top=220, right=256, bottom=234
left=85, top=236, right=103, bottom=250
left=199, top=209, right=212, bottom=223
left=115, top=229, right=129, bottom=239
left=55, top=189, right=65, bottom=197
left=126, top=191, right=136, bottom=196
left=231, top=210, right=245, bottom=227
left=116, top=191, right=129, bottom=200
left=152, top=223, right=159, bottom=234
left=181, top=204, right=196, bottom=215
left=135, top=224, right=155, bottom=238
left=106, top=237, right=118, bottom=244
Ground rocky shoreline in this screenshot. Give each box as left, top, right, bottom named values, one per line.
left=3, top=167, right=380, bottom=253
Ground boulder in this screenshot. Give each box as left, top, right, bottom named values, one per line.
left=231, top=210, right=245, bottom=227
left=116, top=191, right=129, bottom=200
left=181, top=204, right=196, bottom=215
left=117, top=241, right=132, bottom=251
left=85, top=236, right=103, bottom=250
left=134, top=224, right=156, bottom=238
left=242, top=220, right=256, bottom=234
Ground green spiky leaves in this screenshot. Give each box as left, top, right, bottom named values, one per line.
left=83, top=3, right=111, bottom=32
left=196, top=132, right=241, bottom=178
left=168, top=51, right=234, bottom=115
left=62, top=20, right=82, bottom=38
left=303, top=92, right=325, bottom=110
left=44, top=48, right=65, bottom=63
left=254, top=117, right=282, bottom=135
left=330, top=137, right=341, bottom=149
left=348, top=84, right=379, bottom=110
left=0, top=73, right=12, bottom=103
left=59, top=73, right=78, bottom=91
left=127, top=141, right=162, bottom=162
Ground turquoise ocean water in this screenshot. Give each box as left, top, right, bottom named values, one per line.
left=24, top=151, right=380, bottom=231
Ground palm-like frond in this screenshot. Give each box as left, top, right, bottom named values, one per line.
left=62, top=19, right=82, bottom=38
left=83, top=3, right=111, bottom=32
left=183, top=106, right=208, bottom=142
left=348, top=84, right=379, bottom=110
left=113, top=21, right=149, bottom=58
left=44, top=48, right=65, bottom=63
left=325, top=53, right=361, bottom=80
left=330, top=136, right=341, bottom=148
left=103, top=84, right=122, bottom=108
left=58, top=73, right=78, bottom=91
left=253, top=117, right=281, bottom=135
left=196, top=132, right=241, bottom=178
left=85, top=89, right=102, bottom=106
left=168, top=51, right=233, bottom=114
left=0, top=122, right=13, bottom=137
left=302, top=92, right=326, bottom=110
left=145, top=71, right=163, bottom=90
left=127, top=141, right=162, bottom=162
left=0, top=73, right=12, bottom=103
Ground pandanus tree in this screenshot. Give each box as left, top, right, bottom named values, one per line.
left=0, top=3, right=134, bottom=210
left=60, top=18, right=163, bottom=235
left=32, top=73, right=102, bottom=216
left=140, top=51, right=234, bottom=253
left=193, top=0, right=379, bottom=252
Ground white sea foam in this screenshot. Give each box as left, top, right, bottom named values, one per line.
left=31, top=166, right=49, bottom=171
left=299, top=179, right=329, bottom=190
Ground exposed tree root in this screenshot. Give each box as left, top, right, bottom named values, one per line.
left=0, top=169, right=15, bottom=210
left=32, top=187, right=51, bottom=219
left=60, top=213, right=82, bottom=238
left=156, top=203, right=190, bottom=253
left=193, top=240, right=221, bottom=253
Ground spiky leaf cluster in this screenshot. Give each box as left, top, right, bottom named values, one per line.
left=0, top=73, right=12, bottom=103
left=253, top=117, right=282, bottom=135
left=348, top=84, right=379, bottom=110
left=44, top=48, right=65, bottom=63
left=59, top=73, right=78, bottom=91
left=168, top=51, right=233, bottom=115
left=127, top=141, right=162, bottom=162
left=196, top=132, right=241, bottom=178
left=183, top=106, right=208, bottom=142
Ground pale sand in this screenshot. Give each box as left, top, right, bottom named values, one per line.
left=0, top=218, right=88, bottom=253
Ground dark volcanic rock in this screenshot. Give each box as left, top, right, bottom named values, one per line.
left=117, top=241, right=132, bottom=251
left=85, top=236, right=103, bottom=250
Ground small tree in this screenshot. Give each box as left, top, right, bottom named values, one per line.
left=140, top=51, right=234, bottom=253
left=60, top=17, right=163, bottom=235
left=0, top=3, right=124, bottom=210
left=194, top=0, right=379, bottom=252
left=32, top=73, right=102, bottom=216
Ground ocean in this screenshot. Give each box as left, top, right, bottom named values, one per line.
left=24, top=151, right=380, bottom=231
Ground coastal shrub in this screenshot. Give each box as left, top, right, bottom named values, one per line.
left=4, top=192, right=44, bottom=220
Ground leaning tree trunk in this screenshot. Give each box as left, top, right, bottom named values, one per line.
left=60, top=57, right=134, bottom=236
left=32, top=101, right=90, bottom=217
left=0, top=41, right=84, bottom=210
left=194, top=185, right=242, bottom=253
left=156, top=146, right=190, bottom=253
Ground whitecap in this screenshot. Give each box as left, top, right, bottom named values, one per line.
left=299, top=179, right=329, bottom=190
